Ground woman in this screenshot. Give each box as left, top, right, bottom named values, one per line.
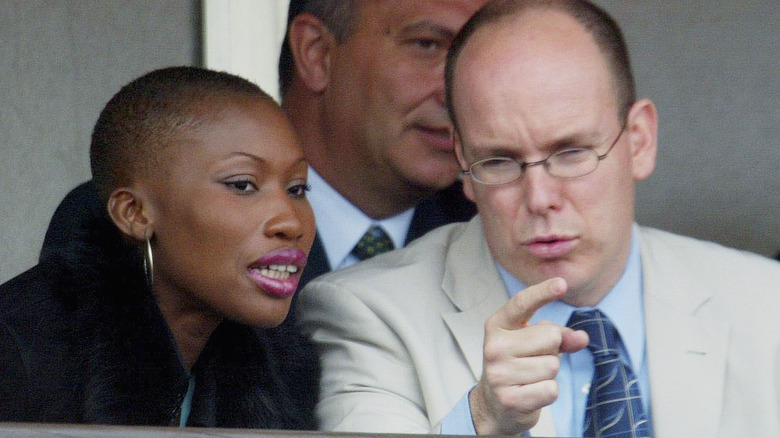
left=0, top=67, right=317, bottom=428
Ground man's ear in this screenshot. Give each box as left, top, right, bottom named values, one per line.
left=288, top=13, right=338, bottom=93
left=453, top=130, right=476, bottom=202
left=626, top=98, right=658, bottom=181
left=107, top=188, right=153, bottom=242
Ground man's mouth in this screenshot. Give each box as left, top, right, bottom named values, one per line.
left=414, top=124, right=453, bottom=152
left=524, top=235, right=578, bottom=259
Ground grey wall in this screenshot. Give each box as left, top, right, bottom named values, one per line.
left=1, top=1, right=199, bottom=283
left=595, top=1, right=779, bottom=258
left=1, top=1, right=778, bottom=284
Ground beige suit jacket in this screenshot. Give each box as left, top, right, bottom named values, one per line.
left=297, top=217, right=780, bottom=437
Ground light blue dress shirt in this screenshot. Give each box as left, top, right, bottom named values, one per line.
left=306, top=168, right=414, bottom=269
left=441, top=226, right=652, bottom=436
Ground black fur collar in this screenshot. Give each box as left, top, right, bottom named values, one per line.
left=44, top=204, right=317, bottom=428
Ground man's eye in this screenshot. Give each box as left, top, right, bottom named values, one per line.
left=555, top=148, right=593, bottom=163
left=413, top=38, right=443, bottom=52
left=481, top=158, right=515, bottom=170
left=417, top=39, right=437, bottom=50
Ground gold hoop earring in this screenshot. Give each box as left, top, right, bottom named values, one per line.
left=143, top=238, right=154, bottom=286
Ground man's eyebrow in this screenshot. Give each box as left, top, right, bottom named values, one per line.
left=465, top=143, right=519, bottom=160
left=465, top=133, right=605, bottom=159
left=548, top=135, right=589, bottom=149
left=399, top=20, right=457, bottom=40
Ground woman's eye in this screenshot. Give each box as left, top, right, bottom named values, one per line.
left=224, top=179, right=257, bottom=194
left=288, top=183, right=311, bottom=198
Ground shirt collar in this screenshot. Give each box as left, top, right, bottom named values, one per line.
left=497, top=225, right=645, bottom=371
left=307, top=167, right=414, bottom=269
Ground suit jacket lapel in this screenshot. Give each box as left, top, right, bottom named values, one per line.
left=639, top=229, right=728, bottom=437
left=440, top=218, right=505, bottom=378
left=439, top=217, right=557, bottom=436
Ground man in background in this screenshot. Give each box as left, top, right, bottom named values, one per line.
left=278, top=0, right=483, bottom=287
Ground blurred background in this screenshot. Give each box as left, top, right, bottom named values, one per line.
left=1, top=0, right=778, bottom=284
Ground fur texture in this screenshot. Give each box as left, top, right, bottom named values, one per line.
left=0, top=203, right=318, bottom=428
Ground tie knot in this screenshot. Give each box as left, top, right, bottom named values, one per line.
left=352, top=225, right=394, bottom=261
left=567, top=309, right=622, bottom=357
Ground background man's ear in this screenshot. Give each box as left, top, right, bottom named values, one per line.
left=107, top=188, right=153, bottom=242
left=626, top=98, right=659, bottom=181
left=287, top=13, right=338, bottom=93
left=453, top=130, right=476, bottom=202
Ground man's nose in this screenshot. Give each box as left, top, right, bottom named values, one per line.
left=522, top=165, right=563, bottom=214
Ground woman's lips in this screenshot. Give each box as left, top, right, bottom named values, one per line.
left=524, top=236, right=578, bottom=259
left=248, top=248, right=308, bottom=298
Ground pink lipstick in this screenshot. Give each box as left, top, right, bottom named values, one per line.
left=248, top=248, right=308, bottom=298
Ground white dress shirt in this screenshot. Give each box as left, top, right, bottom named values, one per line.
left=306, top=167, right=414, bottom=270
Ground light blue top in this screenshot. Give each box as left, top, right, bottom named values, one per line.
left=441, top=226, right=652, bottom=436
left=178, top=374, right=196, bottom=427
left=306, top=168, right=414, bottom=269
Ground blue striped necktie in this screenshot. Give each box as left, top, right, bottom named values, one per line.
left=567, top=309, right=650, bottom=438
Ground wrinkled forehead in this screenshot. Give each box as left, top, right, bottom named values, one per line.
left=358, top=0, right=488, bottom=33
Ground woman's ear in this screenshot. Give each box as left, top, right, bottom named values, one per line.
left=107, top=188, right=153, bottom=242
left=287, top=13, right=338, bottom=93
left=626, top=98, right=658, bottom=181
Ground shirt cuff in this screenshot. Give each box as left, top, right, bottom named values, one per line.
left=440, top=387, right=477, bottom=435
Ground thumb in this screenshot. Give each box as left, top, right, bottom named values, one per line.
left=560, top=327, right=589, bottom=354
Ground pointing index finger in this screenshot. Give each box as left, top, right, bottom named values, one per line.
left=495, top=277, right=567, bottom=330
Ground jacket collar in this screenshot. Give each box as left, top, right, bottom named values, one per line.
left=439, top=217, right=557, bottom=436
left=639, top=228, right=727, bottom=437
left=440, top=217, right=506, bottom=378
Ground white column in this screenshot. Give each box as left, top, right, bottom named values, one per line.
left=202, top=0, right=291, bottom=101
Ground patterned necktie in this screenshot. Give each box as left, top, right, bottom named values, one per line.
left=567, top=309, right=650, bottom=438
left=352, top=225, right=394, bottom=261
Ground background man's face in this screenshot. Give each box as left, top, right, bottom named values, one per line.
left=324, top=0, right=490, bottom=198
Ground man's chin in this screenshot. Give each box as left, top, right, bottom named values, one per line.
left=411, top=163, right=461, bottom=189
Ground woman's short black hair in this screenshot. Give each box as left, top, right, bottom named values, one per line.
left=90, top=66, right=273, bottom=203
